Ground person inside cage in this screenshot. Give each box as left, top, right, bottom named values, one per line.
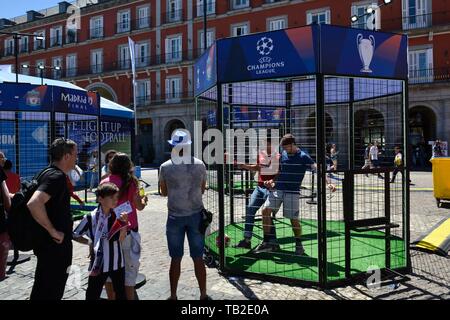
left=233, top=142, right=281, bottom=249
left=370, top=141, right=384, bottom=179
left=254, top=134, right=336, bottom=256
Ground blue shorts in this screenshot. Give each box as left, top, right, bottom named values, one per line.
left=166, top=212, right=205, bottom=259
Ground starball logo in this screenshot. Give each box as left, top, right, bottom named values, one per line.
left=247, top=36, right=285, bottom=75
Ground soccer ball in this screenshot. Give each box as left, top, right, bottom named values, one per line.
left=256, top=37, right=274, bottom=56
left=216, top=234, right=231, bottom=248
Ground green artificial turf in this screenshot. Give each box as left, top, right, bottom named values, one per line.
left=205, top=219, right=406, bottom=282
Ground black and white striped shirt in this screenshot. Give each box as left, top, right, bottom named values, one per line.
left=73, top=207, right=125, bottom=273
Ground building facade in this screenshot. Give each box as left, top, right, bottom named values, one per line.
left=0, top=0, right=449, bottom=165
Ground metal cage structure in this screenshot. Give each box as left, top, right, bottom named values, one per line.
left=194, top=24, right=411, bottom=287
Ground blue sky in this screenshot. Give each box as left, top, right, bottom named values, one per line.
left=3, top=1, right=62, bottom=19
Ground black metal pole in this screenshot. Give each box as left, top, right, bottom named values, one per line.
left=14, top=35, right=19, bottom=83
left=203, top=0, right=207, bottom=50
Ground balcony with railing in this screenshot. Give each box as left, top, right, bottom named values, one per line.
left=195, top=1, right=216, bottom=18
left=33, top=49, right=203, bottom=79
left=116, top=21, right=131, bottom=34
left=136, top=92, right=194, bottom=107
left=409, top=67, right=450, bottom=84
left=162, top=9, right=185, bottom=24
left=19, top=43, right=28, bottom=53
left=49, top=36, right=63, bottom=47
left=382, top=11, right=450, bottom=31
left=66, top=29, right=79, bottom=44
left=229, top=0, right=250, bottom=11
left=134, top=16, right=151, bottom=30
left=90, top=27, right=104, bottom=40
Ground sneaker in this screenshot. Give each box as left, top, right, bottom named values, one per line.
left=295, top=244, right=305, bottom=256
left=233, top=239, right=251, bottom=249
left=254, top=242, right=279, bottom=253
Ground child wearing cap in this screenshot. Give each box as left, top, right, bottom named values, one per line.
left=73, top=182, right=129, bottom=300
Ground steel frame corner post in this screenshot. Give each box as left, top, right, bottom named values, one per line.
left=316, top=24, right=327, bottom=287
left=403, top=80, right=411, bottom=272
left=316, top=73, right=327, bottom=286
left=344, top=77, right=355, bottom=280
left=216, top=82, right=226, bottom=272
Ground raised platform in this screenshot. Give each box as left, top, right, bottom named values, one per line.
left=205, top=218, right=407, bottom=283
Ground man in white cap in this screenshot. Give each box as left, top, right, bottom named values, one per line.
left=159, top=129, right=211, bottom=300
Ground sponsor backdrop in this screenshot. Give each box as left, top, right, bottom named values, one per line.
left=0, top=83, right=130, bottom=179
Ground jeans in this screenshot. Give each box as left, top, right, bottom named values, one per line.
left=244, top=186, right=276, bottom=239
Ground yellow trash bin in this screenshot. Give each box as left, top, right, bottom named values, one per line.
left=430, top=157, right=450, bottom=207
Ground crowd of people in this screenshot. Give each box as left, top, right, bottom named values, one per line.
left=0, top=134, right=445, bottom=299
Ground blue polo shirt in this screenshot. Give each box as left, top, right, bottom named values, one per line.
left=275, top=149, right=315, bottom=192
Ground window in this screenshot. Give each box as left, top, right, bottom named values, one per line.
left=4, top=38, right=14, bottom=56
left=166, top=77, right=182, bottom=103
left=22, top=61, right=30, bottom=75
left=351, top=3, right=377, bottom=29
left=199, top=29, right=214, bottom=53
left=118, top=45, right=130, bottom=70
left=409, top=48, right=433, bottom=83
left=90, top=16, right=104, bottom=39
left=52, top=57, right=62, bottom=79
left=168, top=0, right=182, bottom=22
left=402, top=0, right=431, bottom=30
left=307, top=10, right=331, bottom=25
left=50, top=26, right=63, bottom=47
left=91, top=49, right=103, bottom=73
left=232, top=0, right=249, bottom=10
left=66, top=28, right=77, bottom=44
left=20, top=36, right=28, bottom=53
left=197, top=0, right=215, bottom=17
left=268, top=18, right=286, bottom=31
left=66, top=54, right=77, bottom=77
left=137, top=80, right=151, bottom=106
left=232, top=23, right=249, bottom=37
left=117, top=10, right=131, bottom=33
left=34, top=31, right=45, bottom=50
left=36, top=60, right=45, bottom=77
left=137, top=6, right=150, bottom=29
left=165, top=35, right=182, bottom=63
left=136, top=42, right=150, bottom=67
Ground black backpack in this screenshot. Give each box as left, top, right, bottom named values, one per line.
left=7, top=167, right=54, bottom=251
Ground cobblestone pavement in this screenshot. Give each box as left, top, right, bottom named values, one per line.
left=0, top=170, right=448, bottom=300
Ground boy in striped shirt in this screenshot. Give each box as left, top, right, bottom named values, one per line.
left=73, top=183, right=129, bottom=300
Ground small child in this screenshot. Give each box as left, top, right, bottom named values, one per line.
left=73, top=182, right=129, bottom=300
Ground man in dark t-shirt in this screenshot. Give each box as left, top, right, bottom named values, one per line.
left=27, top=138, right=77, bottom=300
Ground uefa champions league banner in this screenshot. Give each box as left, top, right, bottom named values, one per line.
left=194, top=44, right=217, bottom=96
left=216, top=25, right=319, bottom=83
left=319, top=25, right=408, bottom=79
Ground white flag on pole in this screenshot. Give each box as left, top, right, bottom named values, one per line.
left=128, top=37, right=138, bottom=135
left=128, top=37, right=136, bottom=85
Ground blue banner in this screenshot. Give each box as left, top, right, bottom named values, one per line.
left=0, top=83, right=52, bottom=111
left=320, top=25, right=408, bottom=79
left=217, top=26, right=318, bottom=83
left=53, top=87, right=100, bottom=116
left=0, top=119, right=17, bottom=172
left=194, top=44, right=217, bottom=96
left=19, top=121, right=49, bottom=180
